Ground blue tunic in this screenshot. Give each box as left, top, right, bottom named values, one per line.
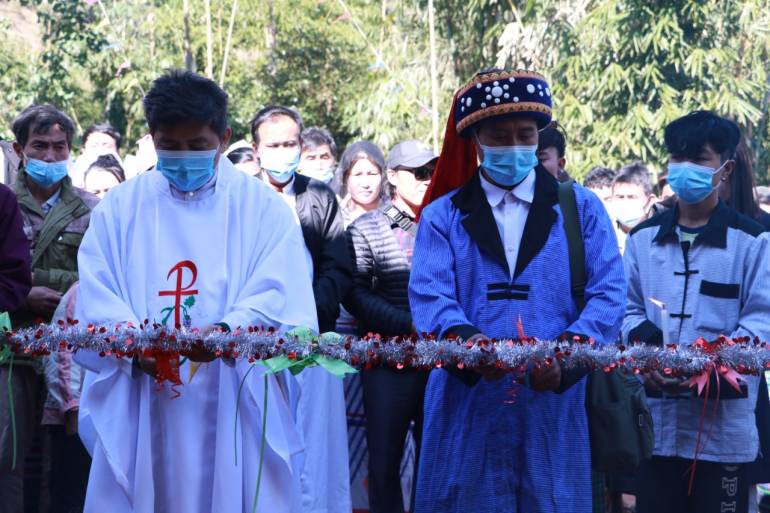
left=409, top=168, right=626, bottom=512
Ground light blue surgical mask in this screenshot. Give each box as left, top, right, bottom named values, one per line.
left=25, top=158, right=69, bottom=188
left=259, top=148, right=300, bottom=184
left=667, top=161, right=724, bottom=204
left=479, top=143, right=538, bottom=187
left=299, top=164, right=335, bottom=184
left=156, top=149, right=218, bottom=192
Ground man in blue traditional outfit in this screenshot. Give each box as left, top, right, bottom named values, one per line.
left=408, top=68, right=627, bottom=512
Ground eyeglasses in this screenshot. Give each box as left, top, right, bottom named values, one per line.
left=399, top=166, right=434, bottom=181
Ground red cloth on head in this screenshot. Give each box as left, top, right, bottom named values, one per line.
left=417, top=90, right=478, bottom=219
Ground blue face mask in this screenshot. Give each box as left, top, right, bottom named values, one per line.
left=260, top=148, right=300, bottom=184
left=25, top=158, right=69, bottom=188
left=156, top=149, right=218, bottom=192
left=667, top=161, right=724, bottom=204
left=479, top=144, right=539, bottom=187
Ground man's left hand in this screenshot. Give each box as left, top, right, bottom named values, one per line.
left=529, top=359, right=562, bottom=392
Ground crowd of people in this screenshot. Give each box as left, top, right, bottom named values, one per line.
left=0, top=65, right=769, bottom=513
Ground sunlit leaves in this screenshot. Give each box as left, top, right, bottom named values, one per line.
left=496, top=0, right=770, bottom=183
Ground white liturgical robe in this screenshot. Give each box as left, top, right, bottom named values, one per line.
left=75, top=158, right=342, bottom=512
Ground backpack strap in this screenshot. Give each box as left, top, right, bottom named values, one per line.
left=557, top=180, right=587, bottom=312
left=382, top=205, right=417, bottom=236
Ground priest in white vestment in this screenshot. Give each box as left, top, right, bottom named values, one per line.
left=74, top=71, right=342, bottom=513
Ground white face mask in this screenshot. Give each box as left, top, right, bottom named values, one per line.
left=259, top=147, right=300, bottom=184
left=299, top=161, right=335, bottom=184
left=611, top=200, right=647, bottom=228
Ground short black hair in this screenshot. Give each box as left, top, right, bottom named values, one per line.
left=83, top=122, right=122, bottom=149
left=664, top=110, right=740, bottom=163
left=143, top=70, right=229, bottom=138
left=301, top=127, right=337, bottom=158
left=583, top=166, right=617, bottom=189
left=227, top=147, right=256, bottom=165
left=12, top=104, right=76, bottom=149
left=537, top=121, right=566, bottom=158
left=250, top=106, right=304, bottom=147
left=613, top=161, right=653, bottom=196
left=85, top=154, right=126, bottom=183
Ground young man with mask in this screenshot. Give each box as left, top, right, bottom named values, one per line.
left=610, top=162, right=656, bottom=253
left=2, top=105, right=98, bottom=513
left=251, top=105, right=351, bottom=513
left=408, top=68, right=625, bottom=513
left=536, top=120, right=570, bottom=182
left=623, top=110, right=770, bottom=513
left=299, top=127, right=337, bottom=185
left=75, top=71, right=320, bottom=513
left=345, top=140, right=436, bottom=513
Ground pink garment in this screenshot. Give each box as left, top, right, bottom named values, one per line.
left=41, top=283, right=83, bottom=425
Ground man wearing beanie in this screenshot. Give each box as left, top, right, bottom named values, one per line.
left=408, top=68, right=626, bottom=512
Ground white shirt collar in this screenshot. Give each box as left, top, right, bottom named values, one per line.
left=479, top=168, right=536, bottom=208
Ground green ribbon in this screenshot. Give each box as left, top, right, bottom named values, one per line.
left=0, top=312, right=10, bottom=364
left=314, top=355, right=358, bottom=378
left=0, top=312, right=15, bottom=470
left=260, top=328, right=357, bottom=379
left=241, top=328, right=356, bottom=512
left=251, top=374, right=268, bottom=513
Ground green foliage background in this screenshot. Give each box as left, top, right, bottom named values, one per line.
left=1, top=0, right=768, bottom=184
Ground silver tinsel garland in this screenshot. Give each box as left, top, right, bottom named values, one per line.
left=3, top=322, right=769, bottom=375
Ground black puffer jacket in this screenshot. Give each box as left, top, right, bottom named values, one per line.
left=344, top=208, right=413, bottom=337
left=293, top=173, right=352, bottom=333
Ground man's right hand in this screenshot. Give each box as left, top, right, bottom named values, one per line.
left=25, top=286, right=63, bottom=317
left=136, top=355, right=158, bottom=379
left=641, top=370, right=687, bottom=392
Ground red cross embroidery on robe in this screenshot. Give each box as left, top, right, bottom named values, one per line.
left=159, top=260, right=199, bottom=328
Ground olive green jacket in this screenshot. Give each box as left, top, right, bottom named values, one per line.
left=13, top=170, right=99, bottom=324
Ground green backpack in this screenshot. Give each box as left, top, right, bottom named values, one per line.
left=558, top=180, right=654, bottom=472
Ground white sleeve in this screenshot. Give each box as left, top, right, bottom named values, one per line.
left=74, top=204, right=139, bottom=374
left=221, top=194, right=319, bottom=333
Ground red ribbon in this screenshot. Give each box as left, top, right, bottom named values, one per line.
left=143, top=349, right=182, bottom=398
left=682, top=336, right=744, bottom=495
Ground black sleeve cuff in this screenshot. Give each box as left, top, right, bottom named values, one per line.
left=445, top=324, right=481, bottom=340
left=628, top=320, right=663, bottom=346
left=556, top=367, right=591, bottom=393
